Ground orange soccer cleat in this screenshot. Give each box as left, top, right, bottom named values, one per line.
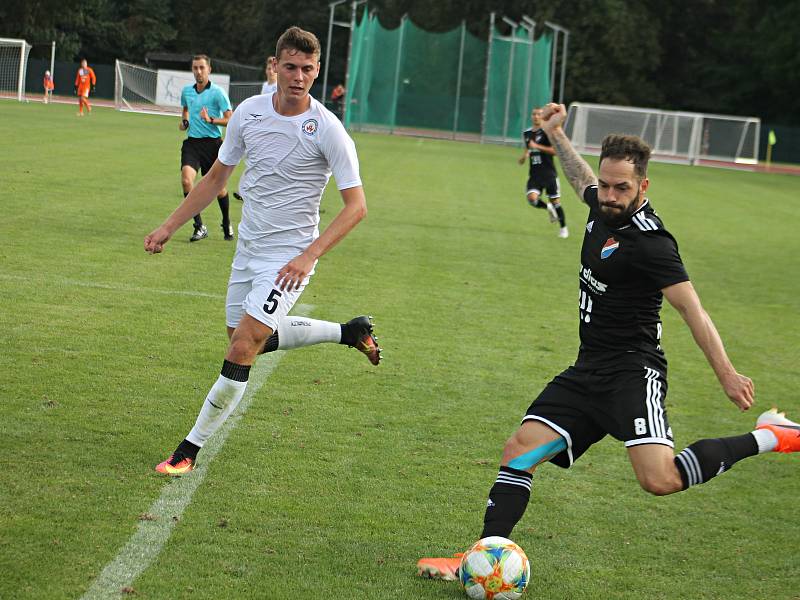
left=756, top=408, right=800, bottom=453
left=416, top=553, right=463, bottom=581
left=344, top=315, right=382, bottom=366
left=155, top=454, right=195, bottom=476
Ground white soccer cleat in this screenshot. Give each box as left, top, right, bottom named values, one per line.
left=558, top=226, right=569, bottom=238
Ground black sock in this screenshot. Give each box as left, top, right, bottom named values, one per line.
left=553, top=202, right=566, bottom=227
left=528, top=197, right=546, bottom=209
left=193, top=214, right=202, bottom=227
left=218, top=194, right=230, bottom=228
left=261, top=332, right=279, bottom=354
left=339, top=322, right=357, bottom=346
left=175, top=438, right=200, bottom=461
left=481, top=466, right=533, bottom=538
left=674, top=434, right=758, bottom=490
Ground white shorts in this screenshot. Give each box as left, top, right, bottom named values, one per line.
left=225, top=251, right=314, bottom=330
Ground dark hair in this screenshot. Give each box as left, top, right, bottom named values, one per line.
left=600, top=134, right=651, bottom=179
left=192, top=54, right=211, bottom=67
left=265, top=55, right=276, bottom=66
left=276, top=27, right=321, bottom=60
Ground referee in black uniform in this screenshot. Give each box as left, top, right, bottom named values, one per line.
left=519, top=107, right=568, bottom=238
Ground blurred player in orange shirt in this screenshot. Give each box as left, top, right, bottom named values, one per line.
left=74, top=59, right=96, bottom=116
left=43, top=70, right=54, bottom=104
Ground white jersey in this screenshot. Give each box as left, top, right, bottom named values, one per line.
left=261, top=81, right=277, bottom=94
left=218, top=93, right=362, bottom=258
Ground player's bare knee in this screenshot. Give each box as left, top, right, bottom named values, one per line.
left=637, top=472, right=682, bottom=496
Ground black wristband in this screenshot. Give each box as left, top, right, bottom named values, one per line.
left=209, top=117, right=215, bottom=125
left=182, top=119, right=189, bottom=129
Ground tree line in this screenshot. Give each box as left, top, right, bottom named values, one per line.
left=3, top=0, right=798, bottom=125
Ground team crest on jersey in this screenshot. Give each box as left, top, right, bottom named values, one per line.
left=301, top=118, right=318, bottom=136
left=586, top=220, right=594, bottom=233
left=601, top=237, right=620, bottom=259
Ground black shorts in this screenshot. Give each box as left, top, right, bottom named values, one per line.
left=180, top=137, right=223, bottom=174
left=526, top=175, right=560, bottom=199
left=523, top=364, right=673, bottom=468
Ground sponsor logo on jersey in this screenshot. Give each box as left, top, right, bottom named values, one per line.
left=246, top=113, right=263, bottom=122
left=580, top=266, right=608, bottom=293
left=301, top=118, right=318, bottom=136
left=586, top=220, right=594, bottom=233
left=601, top=237, right=620, bottom=259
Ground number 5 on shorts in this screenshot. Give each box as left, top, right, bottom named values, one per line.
left=263, top=289, right=282, bottom=314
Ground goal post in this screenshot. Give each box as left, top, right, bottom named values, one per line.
left=116, top=59, right=259, bottom=115
left=0, top=38, right=32, bottom=102
left=565, top=102, right=760, bottom=166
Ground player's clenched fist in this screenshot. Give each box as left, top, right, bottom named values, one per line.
left=144, top=226, right=172, bottom=254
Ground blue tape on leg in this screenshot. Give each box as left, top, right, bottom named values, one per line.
left=507, top=437, right=567, bottom=470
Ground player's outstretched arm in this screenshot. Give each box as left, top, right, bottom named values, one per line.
left=540, top=102, right=597, bottom=200
left=663, top=280, right=754, bottom=411
left=274, top=185, right=367, bottom=291
left=144, top=160, right=236, bottom=254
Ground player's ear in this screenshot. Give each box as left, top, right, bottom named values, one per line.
left=640, top=177, right=650, bottom=194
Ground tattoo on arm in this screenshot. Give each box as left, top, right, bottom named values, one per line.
left=549, top=128, right=597, bottom=201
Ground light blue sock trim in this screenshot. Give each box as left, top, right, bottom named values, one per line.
left=508, top=437, right=567, bottom=470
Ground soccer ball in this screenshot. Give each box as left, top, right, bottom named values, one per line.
left=459, top=536, right=530, bottom=599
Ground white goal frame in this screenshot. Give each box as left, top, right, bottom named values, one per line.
left=565, top=102, right=761, bottom=166
left=115, top=59, right=263, bottom=116
left=0, top=37, right=32, bottom=102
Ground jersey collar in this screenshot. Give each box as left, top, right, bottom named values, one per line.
left=193, top=80, right=212, bottom=94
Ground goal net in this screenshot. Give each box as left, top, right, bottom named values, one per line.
left=0, top=38, right=32, bottom=101
left=565, top=102, right=761, bottom=165
left=116, top=60, right=261, bottom=115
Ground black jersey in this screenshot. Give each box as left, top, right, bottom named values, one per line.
left=575, top=186, right=689, bottom=371
left=523, top=127, right=557, bottom=179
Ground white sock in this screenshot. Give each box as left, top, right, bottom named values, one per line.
left=751, top=429, right=778, bottom=454
left=186, top=374, right=248, bottom=447
left=276, top=316, right=341, bottom=350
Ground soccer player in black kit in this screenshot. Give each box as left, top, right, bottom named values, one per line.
left=519, top=107, right=569, bottom=238
left=417, top=102, right=800, bottom=581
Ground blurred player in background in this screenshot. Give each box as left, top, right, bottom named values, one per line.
left=519, top=107, right=568, bottom=238
left=43, top=70, right=54, bottom=104
left=179, top=54, right=234, bottom=242
left=417, top=102, right=800, bottom=582
left=74, top=59, right=96, bottom=116
left=145, top=26, right=381, bottom=477
left=261, top=55, right=278, bottom=94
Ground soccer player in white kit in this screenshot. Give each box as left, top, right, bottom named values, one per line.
left=144, top=26, right=380, bottom=476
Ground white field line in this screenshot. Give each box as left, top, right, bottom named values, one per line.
left=80, top=303, right=314, bottom=599
left=0, top=272, right=225, bottom=300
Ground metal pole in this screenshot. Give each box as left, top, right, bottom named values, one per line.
left=501, top=17, right=519, bottom=143
left=322, top=3, right=338, bottom=106
left=50, top=40, right=55, bottom=77
left=452, top=20, right=466, bottom=140
left=342, top=0, right=365, bottom=124
left=17, top=41, right=26, bottom=101
left=480, top=12, right=495, bottom=143
left=390, top=14, right=407, bottom=134
left=520, top=19, right=534, bottom=120
left=549, top=28, right=558, bottom=102
left=559, top=29, right=569, bottom=104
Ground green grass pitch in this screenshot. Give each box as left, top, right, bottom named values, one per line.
left=1, top=101, right=798, bottom=599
